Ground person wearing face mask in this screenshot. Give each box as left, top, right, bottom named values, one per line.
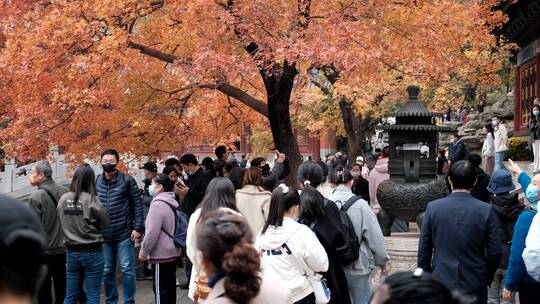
left=178, top=153, right=212, bottom=289
left=96, top=149, right=143, bottom=304
left=482, top=122, right=496, bottom=176
left=529, top=104, right=540, bottom=174
left=250, top=153, right=288, bottom=192
left=178, top=153, right=212, bottom=218
left=138, top=161, right=159, bottom=280
left=502, top=160, right=540, bottom=304
left=492, top=116, right=508, bottom=171
left=139, top=174, right=181, bottom=304
left=350, top=163, right=370, bottom=203
left=355, top=156, right=370, bottom=179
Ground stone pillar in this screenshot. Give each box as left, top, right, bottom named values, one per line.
left=372, top=232, right=420, bottom=286
left=1, top=158, right=16, bottom=193
left=50, top=146, right=60, bottom=179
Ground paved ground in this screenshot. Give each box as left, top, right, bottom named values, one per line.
left=107, top=266, right=191, bottom=303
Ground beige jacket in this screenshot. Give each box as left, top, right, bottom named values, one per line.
left=186, top=208, right=202, bottom=300
left=236, top=185, right=271, bottom=236
left=205, top=272, right=293, bottom=304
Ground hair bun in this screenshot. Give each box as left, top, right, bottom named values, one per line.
left=222, top=242, right=261, bottom=303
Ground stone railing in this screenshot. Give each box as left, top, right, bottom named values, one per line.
left=0, top=149, right=147, bottom=195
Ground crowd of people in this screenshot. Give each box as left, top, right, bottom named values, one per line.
left=3, top=127, right=540, bottom=304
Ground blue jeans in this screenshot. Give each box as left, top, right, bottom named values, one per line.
left=64, top=249, right=104, bottom=304
left=346, top=272, right=372, bottom=304
left=103, top=238, right=136, bottom=304
left=495, top=151, right=506, bottom=171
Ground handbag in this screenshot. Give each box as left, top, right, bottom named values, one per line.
left=308, top=274, right=331, bottom=304
left=292, top=241, right=331, bottom=304
left=193, top=270, right=211, bottom=303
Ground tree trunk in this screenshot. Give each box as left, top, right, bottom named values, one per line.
left=262, top=63, right=302, bottom=186
left=339, top=97, right=370, bottom=160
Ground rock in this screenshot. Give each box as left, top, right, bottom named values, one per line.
left=464, top=120, right=482, bottom=130
left=461, top=135, right=484, bottom=153
left=439, top=121, right=460, bottom=131
left=475, top=129, right=486, bottom=137
left=480, top=111, right=494, bottom=122
left=467, top=114, right=479, bottom=121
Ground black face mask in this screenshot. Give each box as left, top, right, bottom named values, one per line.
left=261, top=164, right=271, bottom=174
left=102, top=163, right=117, bottom=173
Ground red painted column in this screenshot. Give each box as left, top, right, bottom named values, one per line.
left=536, top=53, right=540, bottom=100
left=515, top=64, right=521, bottom=134
left=312, top=135, right=321, bottom=160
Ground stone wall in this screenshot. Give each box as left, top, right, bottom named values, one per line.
left=438, top=91, right=515, bottom=154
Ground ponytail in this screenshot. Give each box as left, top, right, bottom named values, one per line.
left=297, top=161, right=324, bottom=188
left=262, top=184, right=300, bottom=234
left=222, top=242, right=261, bottom=304
left=299, top=183, right=325, bottom=225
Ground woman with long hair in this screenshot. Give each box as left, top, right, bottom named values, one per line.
left=256, top=184, right=328, bottom=304
left=329, top=165, right=389, bottom=304
left=138, top=173, right=181, bottom=304
left=58, top=164, right=109, bottom=304
left=185, top=177, right=238, bottom=301
left=297, top=161, right=351, bottom=304
left=236, top=167, right=272, bottom=236
left=529, top=104, right=540, bottom=174
left=482, top=122, right=495, bottom=176
left=197, top=209, right=290, bottom=303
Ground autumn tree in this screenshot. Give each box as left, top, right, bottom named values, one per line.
left=0, top=0, right=511, bottom=178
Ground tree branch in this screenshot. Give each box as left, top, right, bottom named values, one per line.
left=127, top=41, right=178, bottom=63
left=200, top=83, right=268, bottom=117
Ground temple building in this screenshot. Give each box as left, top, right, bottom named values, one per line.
left=501, top=0, right=540, bottom=136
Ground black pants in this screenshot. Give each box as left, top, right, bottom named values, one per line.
left=152, top=261, right=177, bottom=304
left=519, top=282, right=540, bottom=304
left=38, top=253, right=66, bottom=304
left=294, top=293, right=315, bottom=304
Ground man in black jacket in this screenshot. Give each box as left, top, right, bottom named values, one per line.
left=448, top=132, right=467, bottom=164
left=178, top=154, right=212, bottom=217
left=27, top=161, right=68, bottom=304
left=97, top=149, right=143, bottom=304
left=468, top=154, right=492, bottom=203
left=178, top=153, right=212, bottom=289
left=418, top=160, right=501, bottom=304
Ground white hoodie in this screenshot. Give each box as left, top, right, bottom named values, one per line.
left=255, top=217, right=329, bottom=303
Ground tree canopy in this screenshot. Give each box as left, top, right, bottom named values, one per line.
left=0, top=0, right=512, bottom=162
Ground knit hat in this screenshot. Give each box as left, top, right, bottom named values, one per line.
left=487, top=170, right=515, bottom=194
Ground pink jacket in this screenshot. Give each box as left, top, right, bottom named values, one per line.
left=368, top=158, right=389, bottom=213
left=140, top=192, right=181, bottom=263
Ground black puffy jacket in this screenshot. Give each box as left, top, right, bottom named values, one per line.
left=97, top=172, right=144, bottom=241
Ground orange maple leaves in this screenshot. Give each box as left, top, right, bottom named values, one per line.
left=0, top=0, right=511, bottom=161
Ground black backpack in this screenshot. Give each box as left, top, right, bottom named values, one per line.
left=334, top=196, right=361, bottom=266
